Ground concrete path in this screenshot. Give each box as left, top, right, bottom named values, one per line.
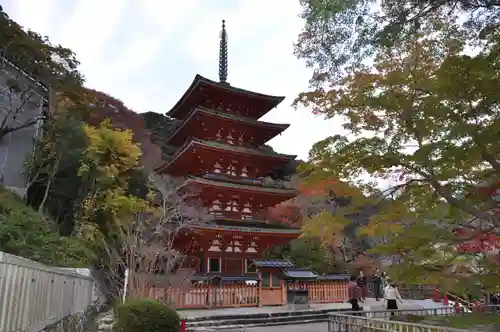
left=180, top=298, right=446, bottom=319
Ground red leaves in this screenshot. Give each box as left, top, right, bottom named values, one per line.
left=84, top=88, right=162, bottom=168
left=265, top=203, right=302, bottom=227
left=351, top=254, right=378, bottom=274
left=299, top=178, right=340, bottom=196
left=85, top=88, right=146, bottom=139
left=455, top=228, right=500, bottom=253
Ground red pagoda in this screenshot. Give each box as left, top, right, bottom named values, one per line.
left=156, top=20, right=300, bottom=280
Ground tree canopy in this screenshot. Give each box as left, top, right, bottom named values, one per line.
left=296, top=1, right=500, bottom=290
left=0, top=5, right=82, bottom=88
left=296, top=0, right=500, bottom=86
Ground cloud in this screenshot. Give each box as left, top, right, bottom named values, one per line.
left=2, top=0, right=343, bottom=160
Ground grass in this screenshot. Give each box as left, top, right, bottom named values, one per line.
left=392, top=313, right=500, bottom=330
left=427, top=313, right=500, bottom=328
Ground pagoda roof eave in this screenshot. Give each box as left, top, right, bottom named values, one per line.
left=166, top=74, right=285, bottom=119
left=156, top=138, right=297, bottom=173
left=192, top=222, right=301, bottom=236
left=165, top=106, right=290, bottom=145
left=183, top=175, right=297, bottom=196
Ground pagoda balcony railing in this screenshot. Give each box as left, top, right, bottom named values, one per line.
left=202, top=172, right=293, bottom=189
left=210, top=211, right=258, bottom=221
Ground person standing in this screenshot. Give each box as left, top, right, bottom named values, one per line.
left=384, top=283, right=403, bottom=316
left=348, top=275, right=362, bottom=311
left=373, top=268, right=382, bottom=301
left=357, top=270, right=367, bottom=300
left=381, top=271, right=387, bottom=289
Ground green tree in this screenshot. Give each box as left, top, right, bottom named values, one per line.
left=295, top=0, right=500, bottom=86
left=26, top=91, right=93, bottom=235
left=266, top=238, right=339, bottom=273
left=75, top=119, right=147, bottom=246
left=0, top=5, right=82, bottom=88
left=296, top=20, right=500, bottom=290
left=142, top=111, right=178, bottom=157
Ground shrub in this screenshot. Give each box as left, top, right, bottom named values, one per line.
left=0, top=186, right=94, bottom=266
left=115, top=298, right=180, bottom=332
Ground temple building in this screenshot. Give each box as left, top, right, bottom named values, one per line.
left=156, top=20, right=301, bottom=282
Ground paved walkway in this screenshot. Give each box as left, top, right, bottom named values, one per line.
left=180, top=298, right=446, bottom=319
left=238, top=323, right=326, bottom=332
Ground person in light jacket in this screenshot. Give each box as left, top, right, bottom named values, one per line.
left=381, top=271, right=388, bottom=289
left=384, top=283, right=403, bottom=316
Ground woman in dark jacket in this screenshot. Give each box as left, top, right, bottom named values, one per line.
left=373, top=268, right=382, bottom=301
left=357, top=270, right=367, bottom=300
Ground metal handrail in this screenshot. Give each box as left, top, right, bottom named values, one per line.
left=328, top=315, right=471, bottom=332
left=328, top=306, right=500, bottom=332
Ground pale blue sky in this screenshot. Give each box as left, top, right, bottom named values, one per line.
left=3, top=0, right=347, bottom=160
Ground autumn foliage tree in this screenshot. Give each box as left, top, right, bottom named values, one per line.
left=296, top=2, right=500, bottom=290
left=85, top=89, right=163, bottom=168
left=265, top=173, right=377, bottom=269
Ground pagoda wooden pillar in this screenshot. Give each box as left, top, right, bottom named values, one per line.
left=258, top=268, right=263, bottom=307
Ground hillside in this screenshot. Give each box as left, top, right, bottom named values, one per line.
left=0, top=186, right=93, bottom=266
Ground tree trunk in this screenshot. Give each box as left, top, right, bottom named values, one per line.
left=38, top=155, right=61, bottom=213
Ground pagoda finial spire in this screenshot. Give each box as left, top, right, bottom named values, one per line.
left=219, top=19, right=228, bottom=84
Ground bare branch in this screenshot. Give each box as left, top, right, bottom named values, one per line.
left=100, top=172, right=212, bottom=303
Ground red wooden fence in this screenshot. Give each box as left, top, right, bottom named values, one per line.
left=135, top=280, right=348, bottom=309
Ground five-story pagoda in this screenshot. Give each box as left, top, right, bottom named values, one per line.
left=157, top=20, right=300, bottom=278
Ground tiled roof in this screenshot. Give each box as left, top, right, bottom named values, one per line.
left=193, top=138, right=296, bottom=159
left=189, top=275, right=259, bottom=282
left=185, top=176, right=297, bottom=195
left=282, top=269, right=319, bottom=280
left=193, top=222, right=301, bottom=235
left=196, top=107, right=290, bottom=129
left=316, top=274, right=351, bottom=281
left=165, top=107, right=290, bottom=146
left=156, top=138, right=296, bottom=173
left=251, top=259, right=295, bottom=268
left=215, top=218, right=296, bottom=230
left=167, top=74, right=285, bottom=120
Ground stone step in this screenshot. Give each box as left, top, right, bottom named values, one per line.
left=187, top=312, right=330, bottom=328
left=188, top=318, right=328, bottom=331
left=185, top=308, right=351, bottom=330
left=185, top=307, right=351, bottom=322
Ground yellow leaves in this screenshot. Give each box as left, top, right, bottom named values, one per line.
left=359, top=201, right=408, bottom=238
left=83, top=120, right=141, bottom=175
left=79, top=119, right=142, bottom=185
left=103, top=189, right=149, bottom=225
left=76, top=120, right=146, bottom=241
left=301, top=211, right=350, bottom=246
left=359, top=217, right=404, bottom=238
